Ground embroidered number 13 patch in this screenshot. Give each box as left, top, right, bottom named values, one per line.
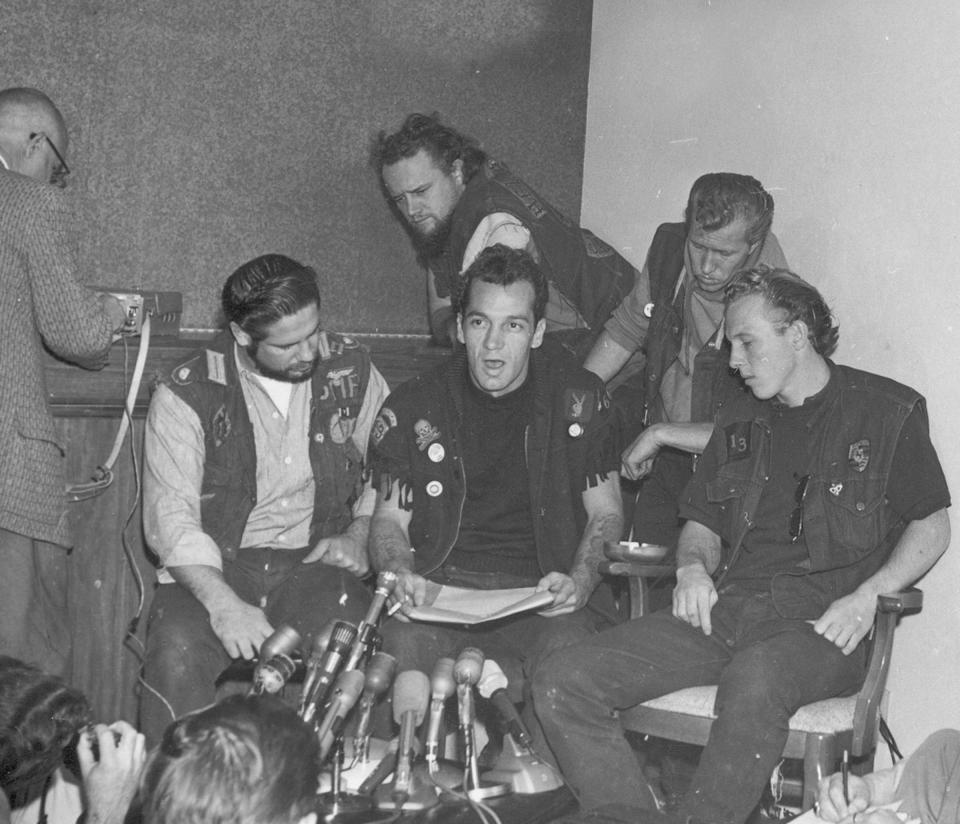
left=724, top=422, right=752, bottom=459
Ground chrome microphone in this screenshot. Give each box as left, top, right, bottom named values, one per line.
left=454, top=647, right=485, bottom=790
left=300, top=621, right=357, bottom=724
left=424, top=657, right=455, bottom=772
left=298, top=623, right=333, bottom=715
left=250, top=625, right=301, bottom=695
left=316, top=669, right=365, bottom=761
left=344, top=570, right=398, bottom=671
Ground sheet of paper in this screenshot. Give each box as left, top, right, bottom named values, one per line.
left=404, top=584, right=554, bottom=625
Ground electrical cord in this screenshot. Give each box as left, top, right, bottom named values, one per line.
left=66, top=313, right=151, bottom=501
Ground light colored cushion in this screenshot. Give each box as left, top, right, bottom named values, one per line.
left=639, top=686, right=858, bottom=734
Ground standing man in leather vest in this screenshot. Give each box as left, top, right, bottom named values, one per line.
left=140, top=254, right=389, bottom=744
left=535, top=267, right=950, bottom=824
left=585, top=173, right=788, bottom=548
left=376, top=112, right=637, bottom=352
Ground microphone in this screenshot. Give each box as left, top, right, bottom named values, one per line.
left=474, top=661, right=562, bottom=794
left=298, top=623, right=333, bottom=715
left=454, top=648, right=485, bottom=791
left=344, top=571, right=398, bottom=672
left=478, top=659, right=532, bottom=749
left=424, top=657, right=455, bottom=771
left=390, top=669, right=430, bottom=807
left=316, top=669, right=365, bottom=761
left=352, top=651, right=398, bottom=762
left=250, top=625, right=302, bottom=695
left=300, top=621, right=357, bottom=724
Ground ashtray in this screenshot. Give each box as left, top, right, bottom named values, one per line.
left=603, top=541, right=671, bottom=563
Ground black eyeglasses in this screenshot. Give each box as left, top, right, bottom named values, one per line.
left=29, top=132, right=70, bottom=187
left=789, top=474, right=811, bottom=543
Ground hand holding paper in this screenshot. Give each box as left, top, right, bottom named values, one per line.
left=403, top=583, right=554, bottom=625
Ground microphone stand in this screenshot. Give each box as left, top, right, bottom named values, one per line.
left=374, top=670, right=438, bottom=812
left=454, top=649, right=511, bottom=802
left=477, top=659, right=563, bottom=794
left=317, top=735, right=375, bottom=819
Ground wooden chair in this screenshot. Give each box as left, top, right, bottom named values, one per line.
left=600, top=557, right=921, bottom=811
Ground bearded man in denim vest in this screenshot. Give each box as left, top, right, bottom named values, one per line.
left=139, top=254, right=389, bottom=744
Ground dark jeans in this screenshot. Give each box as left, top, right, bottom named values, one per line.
left=140, top=547, right=371, bottom=745
left=380, top=567, right=612, bottom=762
left=532, top=591, right=866, bottom=824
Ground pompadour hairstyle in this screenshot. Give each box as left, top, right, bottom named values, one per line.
left=221, top=254, right=320, bottom=341
left=686, top=172, right=775, bottom=246
left=724, top=265, right=839, bottom=356
left=457, top=244, right=548, bottom=324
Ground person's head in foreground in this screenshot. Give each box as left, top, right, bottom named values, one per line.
left=139, top=694, right=319, bottom=824
left=0, top=656, right=90, bottom=801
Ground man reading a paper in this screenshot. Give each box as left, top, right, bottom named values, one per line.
left=367, top=244, right=623, bottom=749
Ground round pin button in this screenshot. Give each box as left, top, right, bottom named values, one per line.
left=643, top=302, right=655, bottom=318
left=428, top=443, right=445, bottom=463
left=426, top=481, right=443, bottom=497
left=568, top=422, right=583, bottom=438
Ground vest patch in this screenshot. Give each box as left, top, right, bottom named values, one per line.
left=724, top=421, right=752, bottom=459
left=848, top=439, right=870, bottom=472
left=564, top=389, right=595, bottom=423
left=497, top=176, right=547, bottom=220
left=206, top=350, right=227, bottom=386
left=372, top=407, right=397, bottom=445
left=320, top=366, right=361, bottom=404
left=328, top=410, right=357, bottom=445
left=582, top=229, right=615, bottom=259
left=212, top=405, right=231, bottom=448
left=414, top=419, right=441, bottom=451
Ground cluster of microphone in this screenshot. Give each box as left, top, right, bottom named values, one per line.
left=246, top=571, right=561, bottom=817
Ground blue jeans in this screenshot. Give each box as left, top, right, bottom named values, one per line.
left=532, top=591, right=866, bottom=824
left=140, top=547, right=371, bottom=745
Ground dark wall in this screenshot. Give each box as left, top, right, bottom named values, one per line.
left=4, top=0, right=593, bottom=332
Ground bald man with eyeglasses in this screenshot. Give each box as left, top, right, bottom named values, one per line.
left=0, top=87, right=128, bottom=674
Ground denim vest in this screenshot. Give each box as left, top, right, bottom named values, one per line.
left=431, top=159, right=637, bottom=331
left=702, top=363, right=921, bottom=598
left=163, top=331, right=371, bottom=559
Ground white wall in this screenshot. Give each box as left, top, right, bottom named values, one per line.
left=584, top=0, right=960, bottom=761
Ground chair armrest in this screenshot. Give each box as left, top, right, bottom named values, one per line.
left=877, top=588, right=923, bottom=614
left=599, top=560, right=675, bottom=579
left=851, top=588, right=923, bottom=755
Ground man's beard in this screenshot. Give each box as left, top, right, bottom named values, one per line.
left=245, top=344, right=317, bottom=383
left=411, top=214, right=455, bottom=266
